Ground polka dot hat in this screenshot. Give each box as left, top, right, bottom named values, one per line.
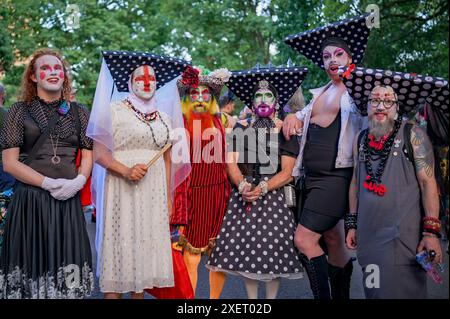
left=339, top=66, right=449, bottom=115
left=226, top=65, right=309, bottom=109
left=426, top=83, right=449, bottom=120
left=102, top=50, right=190, bottom=91
left=284, top=13, right=373, bottom=69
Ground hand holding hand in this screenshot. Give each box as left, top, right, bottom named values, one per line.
left=50, top=175, right=87, bottom=201
left=242, top=186, right=262, bottom=202
left=41, top=177, right=65, bottom=191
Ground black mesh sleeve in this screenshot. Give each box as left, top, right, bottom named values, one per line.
left=0, top=102, right=26, bottom=150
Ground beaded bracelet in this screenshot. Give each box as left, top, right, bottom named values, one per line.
left=258, top=181, right=269, bottom=197
left=423, top=216, right=441, bottom=237
left=423, top=216, right=441, bottom=225
left=238, top=179, right=251, bottom=194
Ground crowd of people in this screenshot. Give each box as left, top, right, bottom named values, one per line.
left=0, top=13, right=448, bottom=299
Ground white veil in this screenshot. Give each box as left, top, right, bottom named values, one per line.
left=87, top=58, right=191, bottom=276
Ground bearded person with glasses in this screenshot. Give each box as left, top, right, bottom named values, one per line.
left=342, top=66, right=446, bottom=299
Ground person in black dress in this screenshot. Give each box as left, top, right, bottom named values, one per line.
left=0, top=48, right=94, bottom=299
left=283, top=15, right=373, bottom=299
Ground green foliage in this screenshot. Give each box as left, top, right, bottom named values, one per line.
left=0, top=0, right=448, bottom=110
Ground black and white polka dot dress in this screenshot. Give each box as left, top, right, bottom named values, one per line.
left=207, top=177, right=303, bottom=281
left=207, top=123, right=303, bottom=281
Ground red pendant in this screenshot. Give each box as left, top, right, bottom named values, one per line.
left=363, top=175, right=387, bottom=196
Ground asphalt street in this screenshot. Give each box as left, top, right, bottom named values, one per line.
left=85, top=213, right=449, bottom=299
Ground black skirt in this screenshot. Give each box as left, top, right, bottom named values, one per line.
left=0, top=183, right=94, bottom=299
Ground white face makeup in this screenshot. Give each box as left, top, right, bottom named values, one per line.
left=189, top=85, right=212, bottom=103
left=253, top=89, right=276, bottom=108
left=252, top=88, right=277, bottom=118
left=322, top=45, right=352, bottom=76
left=131, top=65, right=156, bottom=100
left=189, top=85, right=213, bottom=113
left=33, top=55, right=65, bottom=92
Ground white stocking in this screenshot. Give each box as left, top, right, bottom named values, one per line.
left=243, top=278, right=259, bottom=299
left=265, top=278, right=280, bottom=299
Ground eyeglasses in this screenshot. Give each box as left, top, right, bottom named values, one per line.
left=368, top=98, right=398, bottom=109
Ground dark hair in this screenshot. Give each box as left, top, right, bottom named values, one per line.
left=219, top=90, right=235, bottom=108
left=321, top=37, right=352, bottom=57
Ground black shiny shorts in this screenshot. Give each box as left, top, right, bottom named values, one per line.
left=298, top=208, right=342, bottom=234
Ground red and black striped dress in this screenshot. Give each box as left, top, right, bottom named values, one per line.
left=172, top=115, right=230, bottom=251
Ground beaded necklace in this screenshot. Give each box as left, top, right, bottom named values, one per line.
left=362, top=119, right=402, bottom=197
left=124, top=98, right=170, bottom=149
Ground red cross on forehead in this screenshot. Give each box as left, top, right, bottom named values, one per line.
left=134, top=65, right=156, bottom=91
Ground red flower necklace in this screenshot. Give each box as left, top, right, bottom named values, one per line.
left=367, top=133, right=389, bottom=151
left=362, top=119, right=402, bottom=197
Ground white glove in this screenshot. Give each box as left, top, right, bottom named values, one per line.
left=50, top=175, right=87, bottom=201
left=41, top=177, right=66, bottom=191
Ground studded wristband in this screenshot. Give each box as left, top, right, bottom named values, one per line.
left=344, top=213, right=358, bottom=233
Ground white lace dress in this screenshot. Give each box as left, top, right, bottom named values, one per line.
left=99, top=101, right=174, bottom=293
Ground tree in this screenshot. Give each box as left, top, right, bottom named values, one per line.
left=0, top=0, right=448, bottom=109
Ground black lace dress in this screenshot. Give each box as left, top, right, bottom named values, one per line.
left=0, top=97, right=94, bottom=299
